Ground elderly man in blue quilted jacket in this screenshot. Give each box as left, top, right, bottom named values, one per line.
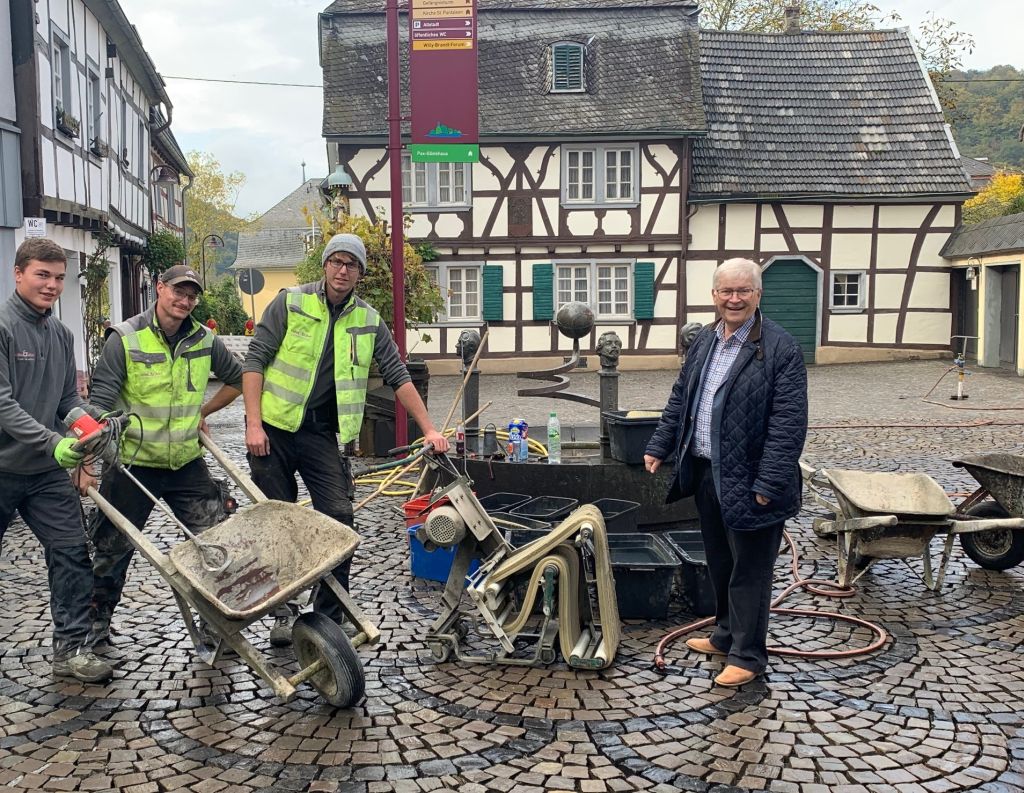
left=644, top=258, right=808, bottom=687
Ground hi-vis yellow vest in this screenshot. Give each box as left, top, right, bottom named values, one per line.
left=116, top=313, right=213, bottom=470
left=261, top=289, right=379, bottom=442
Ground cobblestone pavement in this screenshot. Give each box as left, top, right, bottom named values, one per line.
left=2, top=360, right=1024, bottom=792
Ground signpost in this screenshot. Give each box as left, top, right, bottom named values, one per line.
left=409, top=0, right=479, bottom=163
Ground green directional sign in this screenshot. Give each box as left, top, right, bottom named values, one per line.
left=409, top=143, right=479, bottom=163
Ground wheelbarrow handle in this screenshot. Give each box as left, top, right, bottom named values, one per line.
left=199, top=430, right=268, bottom=503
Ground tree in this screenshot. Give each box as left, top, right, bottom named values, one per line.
left=184, top=151, right=250, bottom=280
left=962, top=172, right=1024, bottom=224
left=912, top=12, right=975, bottom=121
left=142, top=229, right=185, bottom=279
left=191, top=276, right=249, bottom=335
left=295, top=212, right=444, bottom=333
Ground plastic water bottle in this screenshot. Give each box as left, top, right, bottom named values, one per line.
left=455, top=421, right=465, bottom=455
left=547, top=412, right=561, bottom=464
left=507, top=427, right=522, bottom=462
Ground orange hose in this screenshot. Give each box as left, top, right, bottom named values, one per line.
left=654, top=531, right=889, bottom=670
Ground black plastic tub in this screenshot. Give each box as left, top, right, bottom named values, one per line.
left=607, top=534, right=680, bottom=619
left=591, top=498, right=641, bottom=533
left=489, top=513, right=552, bottom=548
left=478, top=492, right=532, bottom=514
left=510, top=496, right=579, bottom=522
left=602, top=410, right=662, bottom=465
left=666, top=530, right=715, bottom=617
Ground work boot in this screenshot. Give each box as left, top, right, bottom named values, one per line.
left=87, top=619, right=118, bottom=651
left=685, top=637, right=726, bottom=657
left=53, top=647, right=114, bottom=684
left=269, top=613, right=294, bottom=647
left=714, top=664, right=757, bottom=688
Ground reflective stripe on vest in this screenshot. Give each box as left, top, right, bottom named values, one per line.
left=260, top=290, right=379, bottom=442
left=119, top=318, right=213, bottom=470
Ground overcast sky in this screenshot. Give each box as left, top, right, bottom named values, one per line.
left=117, top=0, right=1020, bottom=219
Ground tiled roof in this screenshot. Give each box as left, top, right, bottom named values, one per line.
left=231, top=228, right=312, bottom=271
left=692, top=29, right=973, bottom=199
left=961, top=156, right=996, bottom=180
left=321, top=2, right=705, bottom=138
left=257, top=180, right=328, bottom=229
left=324, top=0, right=693, bottom=12
left=940, top=212, right=1024, bottom=259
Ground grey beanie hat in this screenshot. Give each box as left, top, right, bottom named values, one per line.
left=321, top=233, right=367, bottom=274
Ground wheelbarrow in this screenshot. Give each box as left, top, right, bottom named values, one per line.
left=800, top=461, right=1024, bottom=590
left=952, top=453, right=1024, bottom=570
left=86, top=432, right=380, bottom=708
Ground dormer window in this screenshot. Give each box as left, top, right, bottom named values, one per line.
left=551, top=42, right=585, bottom=93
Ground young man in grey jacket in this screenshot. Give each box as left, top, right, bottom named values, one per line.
left=0, top=238, right=113, bottom=683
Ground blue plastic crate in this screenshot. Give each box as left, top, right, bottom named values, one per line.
left=407, top=525, right=480, bottom=583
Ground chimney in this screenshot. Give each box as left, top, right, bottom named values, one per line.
left=783, top=2, right=801, bottom=34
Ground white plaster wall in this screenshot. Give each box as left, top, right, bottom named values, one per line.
left=874, top=273, right=907, bottom=309
left=641, top=145, right=679, bottom=186
left=648, top=192, right=680, bottom=236
left=903, top=312, right=951, bottom=345
left=933, top=205, right=956, bottom=226
left=520, top=325, right=549, bottom=352
left=473, top=196, right=505, bottom=237
left=833, top=204, right=875, bottom=228
left=525, top=147, right=555, bottom=185
left=873, top=313, right=898, bottom=344
left=724, top=205, right=756, bottom=250
left=908, top=272, right=949, bottom=309
left=831, top=233, right=872, bottom=267
left=686, top=260, right=717, bottom=305
left=536, top=197, right=559, bottom=236
left=646, top=325, right=677, bottom=350
left=778, top=204, right=824, bottom=227
left=687, top=311, right=716, bottom=325
left=689, top=206, right=719, bottom=250
left=477, top=147, right=512, bottom=191
left=828, top=313, right=868, bottom=343
left=793, top=233, right=822, bottom=252
left=918, top=233, right=950, bottom=266
left=759, top=233, right=789, bottom=252
left=878, top=205, right=932, bottom=228
left=565, top=211, right=599, bottom=237
left=876, top=234, right=916, bottom=268
left=600, top=209, right=633, bottom=236
left=350, top=149, right=386, bottom=193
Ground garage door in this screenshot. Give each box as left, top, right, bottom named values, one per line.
left=759, top=259, right=817, bottom=364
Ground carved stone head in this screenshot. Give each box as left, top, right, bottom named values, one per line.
left=455, top=330, right=481, bottom=365
left=679, top=322, right=703, bottom=354
left=597, top=331, right=622, bottom=369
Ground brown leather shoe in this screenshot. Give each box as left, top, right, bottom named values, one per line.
left=714, top=665, right=757, bottom=688
left=685, top=637, right=726, bottom=656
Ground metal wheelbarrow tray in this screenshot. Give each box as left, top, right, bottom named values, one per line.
left=800, top=462, right=1024, bottom=590
left=952, top=453, right=1024, bottom=570
left=88, top=435, right=380, bottom=707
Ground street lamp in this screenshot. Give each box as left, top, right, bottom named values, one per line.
left=201, top=234, right=225, bottom=288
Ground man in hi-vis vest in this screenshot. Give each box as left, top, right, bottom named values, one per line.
left=243, top=233, right=448, bottom=646
left=86, top=265, right=244, bottom=650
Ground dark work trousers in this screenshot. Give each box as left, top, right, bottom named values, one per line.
left=89, top=458, right=225, bottom=630
left=0, top=469, right=94, bottom=657
left=248, top=420, right=355, bottom=623
left=692, top=457, right=785, bottom=675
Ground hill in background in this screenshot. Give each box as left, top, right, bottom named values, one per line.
left=948, top=65, right=1024, bottom=171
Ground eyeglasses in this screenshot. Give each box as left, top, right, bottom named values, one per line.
left=715, top=288, right=756, bottom=299
left=170, top=285, right=200, bottom=303
left=325, top=257, right=360, bottom=272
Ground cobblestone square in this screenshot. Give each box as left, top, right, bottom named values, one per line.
left=2, top=360, right=1023, bottom=793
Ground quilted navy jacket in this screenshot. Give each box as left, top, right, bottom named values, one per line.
left=645, top=311, right=808, bottom=531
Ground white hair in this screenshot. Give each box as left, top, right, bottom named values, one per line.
left=713, top=258, right=762, bottom=291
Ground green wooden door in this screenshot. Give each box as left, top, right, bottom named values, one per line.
left=759, top=259, right=817, bottom=364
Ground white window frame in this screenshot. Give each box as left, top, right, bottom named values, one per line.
left=426, top=262, right=482, bottom=323
left=401, top=152, right=472, bottom=211
left=551, top=42, right=585, bottom=93
left=554, top=259, right=634, bottom=320
left=561, top=144, right=639, bottom=207
left=51, top=30, right=72, bottom=119
left=86, top=65, right=101, bottom=147
left=830, top=270, right=867, bottom=312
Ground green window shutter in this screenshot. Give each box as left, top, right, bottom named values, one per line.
left=633, top=262, right=655, bottom=320
left=532, top=263, right=554, bottom=321
left=481, top=265, right=504, bottom=322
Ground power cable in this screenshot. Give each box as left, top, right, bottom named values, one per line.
left=162, top=75, right=322, bottom=88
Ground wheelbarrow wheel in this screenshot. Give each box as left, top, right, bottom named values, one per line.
left=960, top=501, right=1024, bottom=571
left=292, top=612, right=365, bottom=708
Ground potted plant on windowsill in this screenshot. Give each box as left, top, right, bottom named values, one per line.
left=89, top=137, right=109, bottom=159
left=56, top=108, right=81, bottom=138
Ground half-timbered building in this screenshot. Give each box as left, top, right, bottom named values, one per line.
left=8, top=0, right=177, bottom=367
left=1, top=2, right=23, bottom=303
left=320, top=1, right=973, bottom=369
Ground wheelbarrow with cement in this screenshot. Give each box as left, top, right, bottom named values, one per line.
left=85, top=432, right=380, bottom=708
left=952, top=453, right=1024, bottom=570
left=800, top=461, right=1024, bottom=590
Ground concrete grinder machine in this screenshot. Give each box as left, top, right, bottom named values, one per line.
left=414, top=451, right=620, bottom=668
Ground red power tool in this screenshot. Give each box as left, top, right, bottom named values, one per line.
left=64, top=407, right=127, bottom=464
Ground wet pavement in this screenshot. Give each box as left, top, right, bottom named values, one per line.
left=2, top=360, right=1024, bottom=792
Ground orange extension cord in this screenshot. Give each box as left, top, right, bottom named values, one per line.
left=654, top=530, right=889, bottom=670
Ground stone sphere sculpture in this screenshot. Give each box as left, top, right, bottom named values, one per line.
left=555, top=302, right=595, bottom=340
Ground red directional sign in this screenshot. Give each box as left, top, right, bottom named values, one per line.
left=409, top=0, right=478, bottom=160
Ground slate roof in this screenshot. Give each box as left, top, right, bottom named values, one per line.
left=257, top=180, right=327, bottom=229
left=940, top=212, right=1024, bottom=259
left=321, top=1, right=705, bottom=138
left=231, top=228, right=312, bottom=271
left=692, top=29, right=974, bottom=199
